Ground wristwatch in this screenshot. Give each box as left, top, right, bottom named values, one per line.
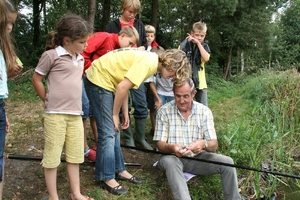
left=204, top=139, right=208, bottom=149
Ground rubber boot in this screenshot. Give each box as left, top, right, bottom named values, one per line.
left=135, top=118, right=153, bottom=150
left=123, top=123, right=136, bottom=152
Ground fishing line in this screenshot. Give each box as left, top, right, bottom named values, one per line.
left=121, top=144, right=300, bottom=180
left=5, top=154, right=141, bottom=166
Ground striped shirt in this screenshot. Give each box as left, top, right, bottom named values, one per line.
left=153, top=100, right=217, bottom=146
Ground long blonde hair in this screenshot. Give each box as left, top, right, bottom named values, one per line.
left=0, top=0, right=17, bottom=76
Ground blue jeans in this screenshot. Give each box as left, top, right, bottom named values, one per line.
left=130, top=84, right=148, bottom=119
left=0, top=101, right=6, bottom=182
left=82, top=79, right=94, bottom=119
left=81, top=79, right=90, bottom=119
left=83, top=76, right=126, bottom=180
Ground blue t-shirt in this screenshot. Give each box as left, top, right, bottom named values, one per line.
left=0, top=50, right=8, bottom=99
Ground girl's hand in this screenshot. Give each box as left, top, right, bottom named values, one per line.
left=120, top=112, right=129, bottom=130
left=113, top=114, right=120, bottom=131
left=6, top=116, right=10, bottom=133
left=8, top=64, right=23, bottom=78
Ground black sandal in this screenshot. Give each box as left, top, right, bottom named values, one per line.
left=116, top=174, right=142, bottom=184
left=101, top=181, right=128, bottom=195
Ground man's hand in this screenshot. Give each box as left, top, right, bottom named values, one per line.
left=187, top=140, right=205, bottom=155
left=188, top=139, right=218, bottom=153
left=173, top=144, right=193, bottom=157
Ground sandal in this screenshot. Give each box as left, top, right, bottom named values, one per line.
left=69, top=194, right=94, bottom=200
left=100, top=181, right=128, bottom=195
left=116, top=174, right=142, bottom=184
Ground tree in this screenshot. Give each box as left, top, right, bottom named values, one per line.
left=32, top=0, right=43, bottom=48
left=87, top=0, right=96, bottom=29
left=207, top=0, right=286, bottom=79
left=100, top=0, right=111, bottom=31
left=12, top=0, right=289, bottom=77
left=273, top=0, right=300, bottom=70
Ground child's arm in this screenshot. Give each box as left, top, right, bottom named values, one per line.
left=149, top=82, right=162, bottom=110
left=120, top=92, right=129, bottom=129
left=31, top=72, right=46, bottom=101
left=197, top=42, right=210, bottom=62
left=113, top=78, right=134, bottom=130
left=187, top=34, right=210, bottom=62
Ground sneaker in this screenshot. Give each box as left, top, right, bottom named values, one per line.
left=91, top=145, right=97, bottom=151
left=85, top=148, right=96, bottom=161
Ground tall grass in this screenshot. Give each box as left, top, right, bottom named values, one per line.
left=209, top=69, right=300, bottom=199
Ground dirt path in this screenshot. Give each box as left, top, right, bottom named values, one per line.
left=4, top=159, right=47, bottom=200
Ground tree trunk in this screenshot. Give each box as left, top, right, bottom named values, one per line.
left=100, top=0, right=111, bottom=31
left=66, top=0, right=71, bottom=12
left=87, top=0, right=96, bottom=29
left=150, top=0, right=158, bottom=29
left=32, top=0, right=41, bottom=48
left=224, top=46, right=233, bottom=80
left=269, top=51, right=272, bottom=70
left=241, top=50, right=244, bottom=73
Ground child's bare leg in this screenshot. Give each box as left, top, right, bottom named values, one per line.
left=67, top=163, right=86, bottom=200
left=44, top=167, right=59, bottom=200
left=90, top=117, right=97, bottom=144
left=0, top=167, right=4, bottom=200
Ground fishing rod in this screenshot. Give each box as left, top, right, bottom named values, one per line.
left=120, top=144, right=300, bottom=180
left=5, top=153, right=141, bottom=167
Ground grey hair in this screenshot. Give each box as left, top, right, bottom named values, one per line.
left=173, top=78, right=195, bottom=94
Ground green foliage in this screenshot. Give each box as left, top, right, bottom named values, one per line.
left=210, top=69, right=300, bottom=198
left=189, top=175, right=223, bottom=199
left=272, top=0, right=300, bottom=69
left=12, top=0, right=290, bottom=78
left=8, top=69, right=39, bottom=102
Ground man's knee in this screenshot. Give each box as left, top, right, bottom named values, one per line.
left=158, top=155, right=180, bottom=169
left=221, top=155, right=234, bottom=165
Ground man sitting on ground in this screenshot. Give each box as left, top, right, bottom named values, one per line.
left=153, top=78, right=241, bottom=200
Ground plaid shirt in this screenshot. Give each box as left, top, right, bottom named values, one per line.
left=153, top=100, right=217, bottom=146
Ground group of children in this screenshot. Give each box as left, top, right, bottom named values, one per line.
left=0, top=0, right=211, bottom=199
